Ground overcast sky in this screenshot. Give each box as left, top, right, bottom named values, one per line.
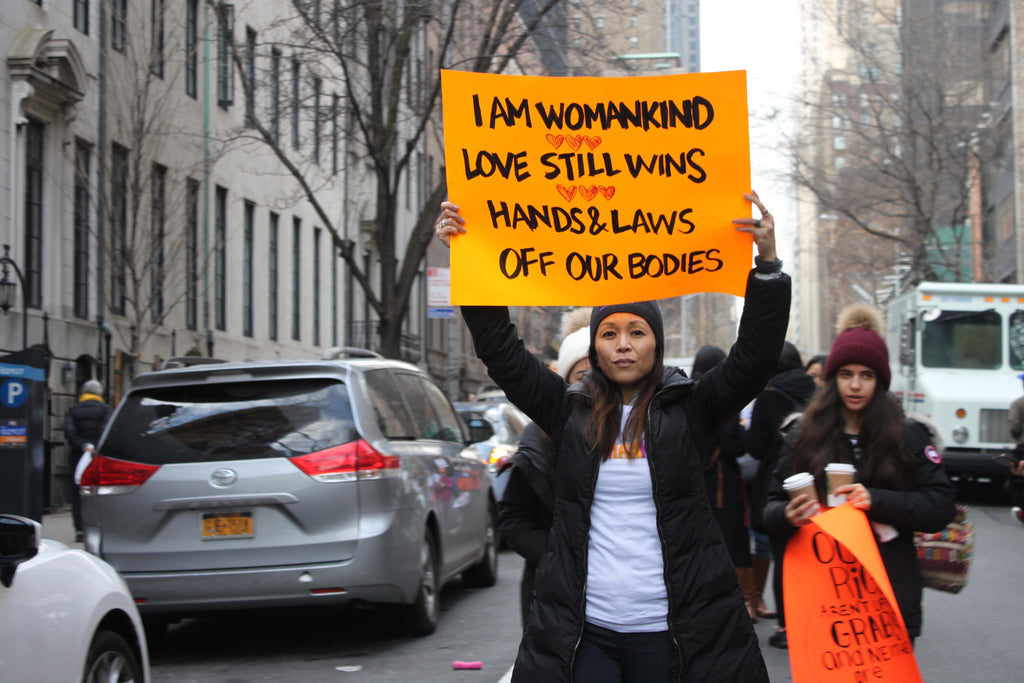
left=700, top=0, right=802, bottom=258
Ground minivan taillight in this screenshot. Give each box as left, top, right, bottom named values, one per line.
left=289, top=439, right=400, bottom=483
left=79, top=455, right=161, bottom=495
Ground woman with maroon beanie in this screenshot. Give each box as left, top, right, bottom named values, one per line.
left=762, top=303, right=956, bottom=644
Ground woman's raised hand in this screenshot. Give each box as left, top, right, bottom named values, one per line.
left=732, top=190, right=776, bottom=262
left=435, top=201, right=466, bottom=249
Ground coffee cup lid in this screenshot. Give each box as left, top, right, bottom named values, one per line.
left=783, top=471, right=815, bottom=490
left=825, top=463, right=856, bottom=473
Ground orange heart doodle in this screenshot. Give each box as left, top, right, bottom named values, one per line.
left=556, top=184, right=578, bottom=202
left=565, top=135, right=584, bottom=151
left=579, top=185, right=599, bottom=202
left=598, top=186, right=616, bottom=200
left=583, top=136, right=603, bottom=150
left=546, top=134, right=565, bottom=149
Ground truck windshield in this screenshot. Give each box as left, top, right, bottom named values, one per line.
left=921, top=309, right=1002, bottom=369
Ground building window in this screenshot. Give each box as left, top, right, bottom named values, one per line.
left=151, top=163, right=167, bottom=323
left=214, top=186, right=228, bottom=331
left=185, top=0, right=197, bottom=98
left=331, top=93, right=340, bottom=174
left=269, top=212, right=279, bottom=341
left=186, top=178, right=199, bottom=331
left=112, top=0, right=127, bottom=52
left=74, top=0, right=90, bottom=34
left=313, top=77, right=322, bottom=165
left=243, top=200, right=254, bottom=337
left=291, top=58, right=301, bottom=150
left=313, top=227, right=321, bottom=346
left=151, top=0, right=165, bottom=78
left=73, top=141, right=90, bottom=319
left=270, top=48, right=281, bottom=143
left=24, top=122, right=44, bottom=308
left=110, top=143, right=129, bottom=315
left=245, top=27, right=257, bottom=126
left=217, top=3, right=235, bottom=109
left=292, top=218, right=301, bottom=341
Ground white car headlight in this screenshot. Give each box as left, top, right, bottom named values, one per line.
left=951, top=425, right=968, bottom=444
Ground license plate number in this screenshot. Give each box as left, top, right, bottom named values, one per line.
left=201, top=512, right=253, bottom=539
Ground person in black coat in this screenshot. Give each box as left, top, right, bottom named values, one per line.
left=500, top=310, right=591, bottom=629
left=436, top=191, right=789, bottom=682
left=762, top=304, right=956, bottom=643
left=64, top=379, right=112, bottom=541
left=743, top=341, right=817, bottom=647
left=691, top=345, right=755, bottom=619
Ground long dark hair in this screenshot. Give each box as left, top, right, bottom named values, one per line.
left=586, top=352, right=664, bottom=461
left=793, top=375, right=917, bottom=488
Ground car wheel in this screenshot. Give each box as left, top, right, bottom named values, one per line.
left=462, top=501, right=499, bottom=588
left=83, top=629, right=142, bottom=683
left=405, top=528, right=439, bottom=636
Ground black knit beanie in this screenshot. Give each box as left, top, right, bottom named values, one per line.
left=589, top=301, right=664, bottom=365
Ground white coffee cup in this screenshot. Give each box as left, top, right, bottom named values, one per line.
left=782, top=471, right=818, bottom=505
left=825, top=463, right=857, bottom=507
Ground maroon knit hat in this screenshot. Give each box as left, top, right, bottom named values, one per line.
left=823, top=304, right=891, bottom=389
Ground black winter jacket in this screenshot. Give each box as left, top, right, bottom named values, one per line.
left=461, top=267, right=790, bottom=682
left=64, top=397, right=112, bottom=460
left=499, top=421, right=556, bottom=627
left=762, top=418, right=956, bottom=637
left=744, top=368, right=817, bottom=530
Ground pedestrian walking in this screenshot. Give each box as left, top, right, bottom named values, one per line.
left=64, top=379, right=111, bottom=542
left=762, top=303, right=956, bottom=645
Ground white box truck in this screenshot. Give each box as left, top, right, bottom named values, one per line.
left=885, top=281, right=1024, bottom=484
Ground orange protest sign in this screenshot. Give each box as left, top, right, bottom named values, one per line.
left=441, top=69, right=753, bottom=306
left=784, top=504, right=922, bottom=683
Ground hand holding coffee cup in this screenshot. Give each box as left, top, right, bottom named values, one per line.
left=825, top=463, right=856, bottom=507
left=782, top=472, right=821, bottom=526
left=835, top=482, right=872, bottom=510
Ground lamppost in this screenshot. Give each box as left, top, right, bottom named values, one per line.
left=0, top=244, right=28, bottom=350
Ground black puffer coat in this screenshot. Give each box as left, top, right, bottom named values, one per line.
left=64, top=397, right=112, bottom=458
left=762, top=418, right=956, bottom=637
left=461, top=268, right=790, bottom=682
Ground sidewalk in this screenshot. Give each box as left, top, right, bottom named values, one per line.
left=41, top=508, right=82, bottom=548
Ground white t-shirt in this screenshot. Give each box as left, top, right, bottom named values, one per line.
left=585, top=405, right=668, bottom=632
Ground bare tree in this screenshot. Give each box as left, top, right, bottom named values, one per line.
left=101, top=1, right=212, bottom=372
left=214, top=0, right=628, bottom=357
left=786, top=0, right=996, bottom=295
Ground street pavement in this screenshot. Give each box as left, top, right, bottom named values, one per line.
left=42, top=502, right=1022, bottom=682
left=41, top=508, right=80, bottom=548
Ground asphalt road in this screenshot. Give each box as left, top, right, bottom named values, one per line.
left=41, top=484, right=1024, bottom=681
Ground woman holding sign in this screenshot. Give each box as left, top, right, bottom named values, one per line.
left=437, top=191, right=788, bottom=682
left=761, top=303, right=956, bottom=644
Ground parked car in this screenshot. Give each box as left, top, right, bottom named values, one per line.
left=455, top=401, right=529, bottom=501
left=0, top=513, right=150, bottom=682
left=80, top=351, right=499, bottom=637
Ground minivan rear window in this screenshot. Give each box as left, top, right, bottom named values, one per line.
left=100, top=379, right=356, bottom=465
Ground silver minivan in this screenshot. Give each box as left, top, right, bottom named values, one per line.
left=80, top=355, right=498, bottom=636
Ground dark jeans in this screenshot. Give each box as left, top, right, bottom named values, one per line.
left=572, top=622, right=673, bottom=683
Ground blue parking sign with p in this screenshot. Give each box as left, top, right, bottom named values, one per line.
left=2, top=379, right=27, bottom=408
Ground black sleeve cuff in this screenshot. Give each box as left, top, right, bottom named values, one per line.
left=754, top=256, right=783, bottom=274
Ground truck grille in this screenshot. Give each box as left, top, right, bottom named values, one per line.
left=979, top=409, right=1011, bottom=443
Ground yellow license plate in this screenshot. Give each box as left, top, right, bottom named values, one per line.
left=201, top=512, right=253, bottom=539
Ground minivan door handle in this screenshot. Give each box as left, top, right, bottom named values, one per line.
left=152, top=493, right=299, bottom=511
